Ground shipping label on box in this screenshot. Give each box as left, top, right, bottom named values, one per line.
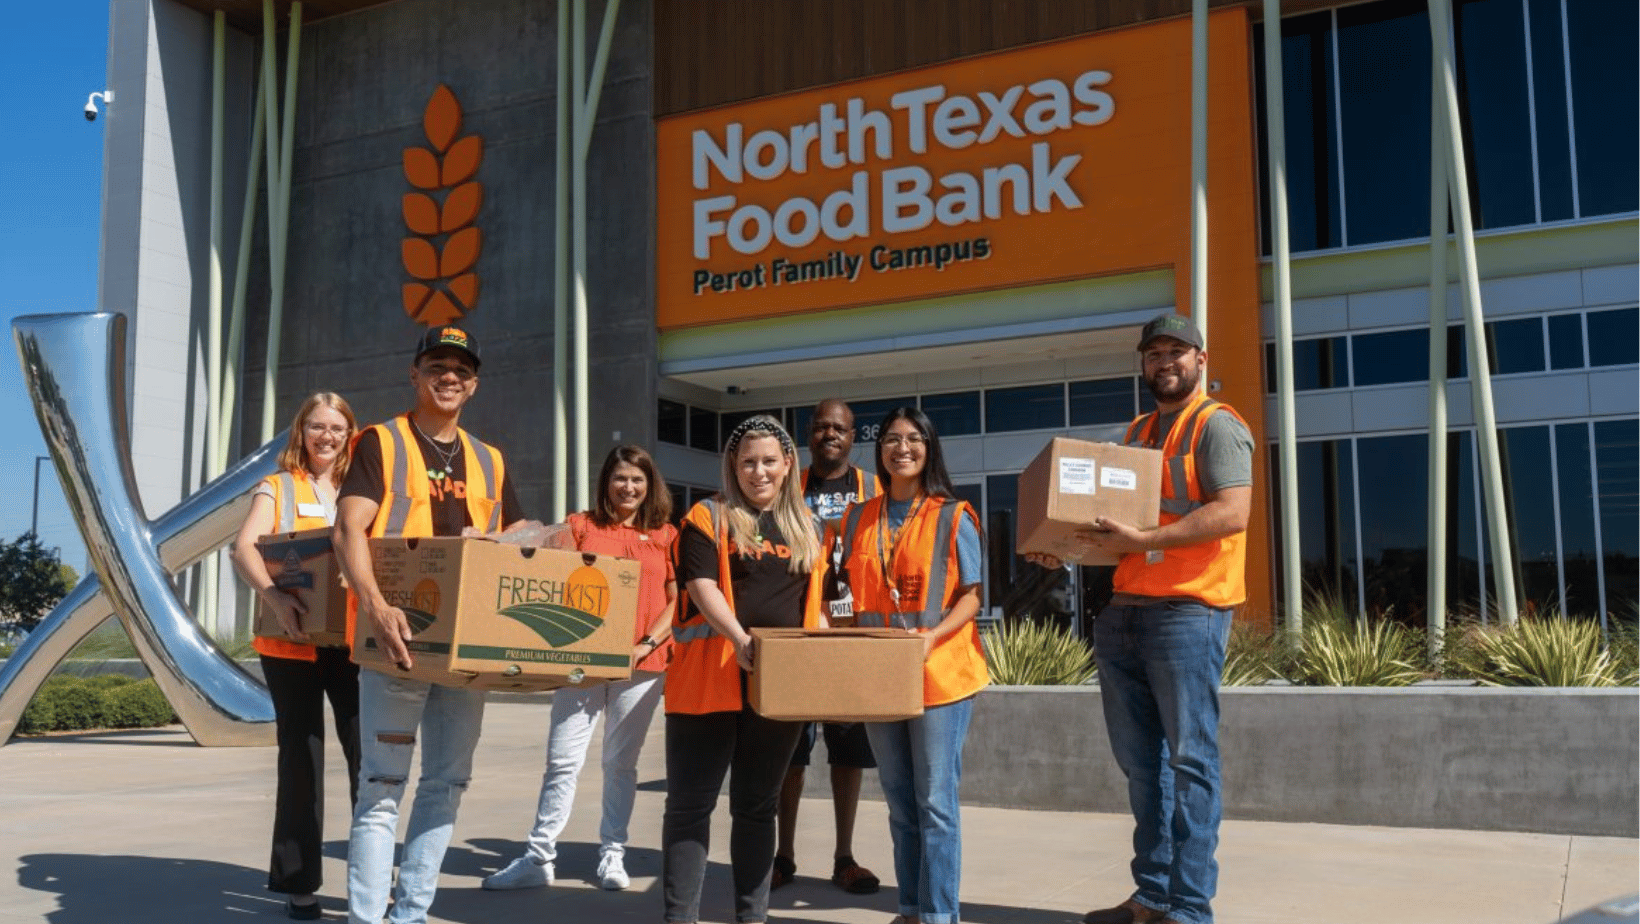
left=254, top=527, right=350, bottom=646
left=748, top=627, right=925, bottom=722
left=1016, top=437, right=1163, bottom=567
left=354, top=537, right=640, bottom=691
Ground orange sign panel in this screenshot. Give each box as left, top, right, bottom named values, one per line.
left=656, top=12, right=1252, bottom=330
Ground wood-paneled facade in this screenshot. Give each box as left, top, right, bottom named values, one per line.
left=654, top=0, right=1254, bottom=116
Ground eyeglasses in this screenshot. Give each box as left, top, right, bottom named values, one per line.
left=879, top=433, right=927, bottom=449
left=418, top=362, right=476, bottom=381
left=304, top=423, right=350, bottom=437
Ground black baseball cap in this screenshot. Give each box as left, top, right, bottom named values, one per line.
left=413, top=325, right=481, bottom=370
left=1137, top=312, right=1205, bottom=352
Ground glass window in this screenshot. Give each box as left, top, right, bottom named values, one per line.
left=984, top=383, right=1065, bottom=433
left=1498, top=426, right=1562, bottom=612
left=1567, top=0, right=1640, bottom=216
left=984, top=473, right=1019, bottom=611
left=658, top=399, right=687, bottom=446
left=1337, top=0, right=1433, bottom=245
left=1263, top=337, right=1348, bottom=394
left=1445, top=431, right=1485, bottom=613
left=848, top=397, right=917, bottom=444
left=1587, top=308, right=1639, bottom=366
left=1069, top=378, right=1136, bottom=426
left=1554, top=423, right=1600, bottom=618
left=1356, top=433, right=1430, bottom=620
left=1351, top=328, right=1429, bottom=386
left=719, top=409, right=782, bottom=442
left=1593, top=419, right=1638, bottom=616
left=1486, top=317, right=1546, bottom=374
left=666, top=483, right=689, bottom=524
left=1284, top=439, right=1360, bottom=611
left=1547, top=313, right=1585, bottom=369
left=1526, top=0, right=1575, bottom=221
left=920, top=391, right=981, bottom=437
left=790, top=405, right=814, bottom=443
left=1455, top=0, right=1538, bottom=229
left=1446, top=324, right=1470, bottom=379
left=1256, top=11, right=1344, bottom=253
left=688, top=406, right=718, bottom=452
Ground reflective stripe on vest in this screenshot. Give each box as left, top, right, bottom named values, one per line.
left=371, top=415, right=503, bottom=538
left=275, top=471, right=298, bottom=532
left=1126, top=396, right=1221, bottom=517
left=848, top=500, right=958, bottom=631
left=855, top=467, right=879, bottom=501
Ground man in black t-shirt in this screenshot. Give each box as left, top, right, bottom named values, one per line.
left=774, top=399, right=882, bottom=895
left=334, top=326, right=525, bottom=924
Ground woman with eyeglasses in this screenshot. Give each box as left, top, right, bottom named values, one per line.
left=663, top=415, right=830, bottom=924
left=836, top=407, right=987, bottom=924
left=230, top=392, right=361, bottom=921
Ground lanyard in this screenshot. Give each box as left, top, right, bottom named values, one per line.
left=876, top=494, right=929, bottom=613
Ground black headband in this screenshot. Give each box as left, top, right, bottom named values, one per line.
left=724, top=415, right=795, bottom=457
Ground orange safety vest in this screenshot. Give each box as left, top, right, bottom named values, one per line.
left=840, top=494, right=989, bottom=707
left=666, top=499, right=828, bottom=715
left=253, top=470, right=332, bottom=661
left=1111, top=390, right=1248, bottom=607
left=345, top=414, right=506, bottom=647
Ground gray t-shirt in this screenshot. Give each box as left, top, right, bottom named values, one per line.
left=1146, top=405, right=1254, bottom=493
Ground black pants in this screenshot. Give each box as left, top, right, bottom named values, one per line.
left=260, top=648, right=361, bottom=895
left=662, top=707, right=804, bottom=923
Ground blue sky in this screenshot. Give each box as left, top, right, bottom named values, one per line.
left=0, top=0, right=108, bottom=571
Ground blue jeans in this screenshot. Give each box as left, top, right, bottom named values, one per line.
left=1094, top=601, right=1232, bottom=924
left=347, top=670, right=486, bottom=924
left=864, top=696, right=974, bottom=924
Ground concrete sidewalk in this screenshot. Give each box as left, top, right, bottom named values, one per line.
left=1, top=698, right=1633, bottom=924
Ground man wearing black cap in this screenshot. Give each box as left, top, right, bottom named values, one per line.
left=334, top=325, right=525, bottom=924
left=1031, top=312, right=1252, bottom=924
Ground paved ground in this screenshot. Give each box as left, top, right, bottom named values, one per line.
left=2, top=698, right=1634, bottom=923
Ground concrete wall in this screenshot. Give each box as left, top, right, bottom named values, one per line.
left=240, top=0, right=657, bottom=519
left=805, top=686, right=1640, bottom=837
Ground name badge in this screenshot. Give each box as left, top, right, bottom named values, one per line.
left=297, top=503, right=327, bottom=518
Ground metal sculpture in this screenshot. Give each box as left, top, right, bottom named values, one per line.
left=2, top=312, right=279, bottom=745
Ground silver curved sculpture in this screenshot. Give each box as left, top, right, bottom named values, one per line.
left=2, top=312, right=281, bottom=745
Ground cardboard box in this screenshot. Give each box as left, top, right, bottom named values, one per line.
left=254, top=527, right=350, bottom=647
left=748, top=627, right=924, bottom=722
left=353, top=537, right=640, bottom=691
left=1016, top=437, right=1163, bottom=566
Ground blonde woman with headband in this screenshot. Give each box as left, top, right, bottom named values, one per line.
left=663, top=415, right=829, bottom=924
left=230, top=392, right=360, bottom=921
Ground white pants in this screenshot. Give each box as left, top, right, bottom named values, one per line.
left=523, top=669, right=665, bottom=863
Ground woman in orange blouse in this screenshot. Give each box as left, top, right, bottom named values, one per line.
left=484, top=445, right=678, bottom=893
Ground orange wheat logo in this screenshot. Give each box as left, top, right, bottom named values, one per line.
left=402, top=85, right=484, bottom=326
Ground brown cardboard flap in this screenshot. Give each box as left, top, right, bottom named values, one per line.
left=752, top=627, right=918, bottom=641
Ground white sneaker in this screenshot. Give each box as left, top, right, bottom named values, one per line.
left=597, top=853, right=630, bottom=891
left=482, top=856, right=553, bottom=890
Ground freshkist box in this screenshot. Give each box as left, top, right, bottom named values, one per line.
left=1016, top=437, right=1163, bottom=567
left=253, top=527, right=350, bottom=647
left=353, top=537, right=640, bottom=691
left=748, top=627, right=924, bottom=722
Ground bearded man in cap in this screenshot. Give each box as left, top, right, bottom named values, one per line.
left=1031, top=311, right=1253, bottom=924
left=334, top=326, right=525, bottom=924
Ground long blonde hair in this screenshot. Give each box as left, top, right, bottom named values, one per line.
left=277, top=392, right=357, bottom=486
left=718, top=415, right=820, bottom=574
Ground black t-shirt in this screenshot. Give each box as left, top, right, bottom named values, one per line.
left=804, top=467, right=862, bottom=523
left=340, top=426, right=523, bottom=537
left=678, top=515, right=809, bottom=629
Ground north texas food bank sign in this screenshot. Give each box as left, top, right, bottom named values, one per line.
left=655, top=12, right=1252, bottom=329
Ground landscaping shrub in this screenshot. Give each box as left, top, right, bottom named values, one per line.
left=1455, top=615, right=1627, bottom=687
left=105, top=679, right=177, bottom=728
left=16, top=674, right=175, bottom=734
left=1287, top=603, right=1423, bottom=687
left=1221, top=624, right=1281, bottom=686
left=981, top=617, right=1097, bottom=686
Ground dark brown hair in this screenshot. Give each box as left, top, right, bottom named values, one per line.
left=591, top=444, right=674, bottom=530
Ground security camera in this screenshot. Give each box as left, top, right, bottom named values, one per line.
left=85, top=90, right=113, bottom=122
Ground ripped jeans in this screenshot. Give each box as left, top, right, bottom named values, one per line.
left=347, top=670, right=486, bottom=924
